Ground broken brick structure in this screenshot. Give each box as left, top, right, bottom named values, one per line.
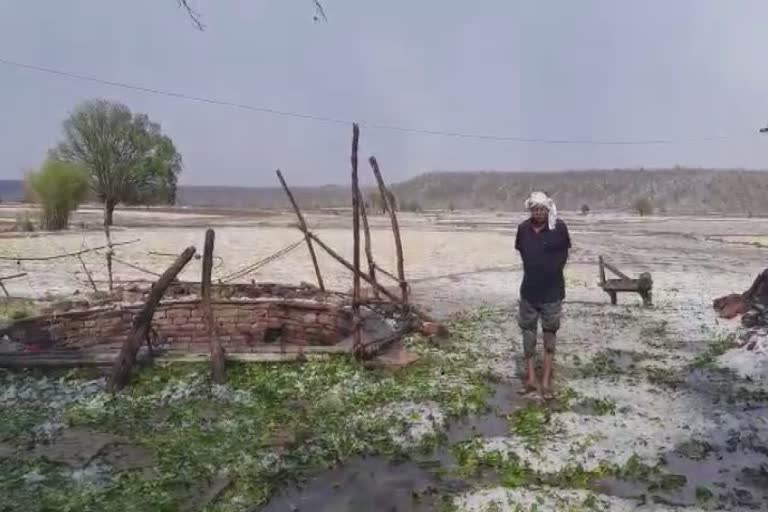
left=1, top=282, right=354, bottom=353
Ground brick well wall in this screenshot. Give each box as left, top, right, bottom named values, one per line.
left=6, top=299, right=353, bottom=352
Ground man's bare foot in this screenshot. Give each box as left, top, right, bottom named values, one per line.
left=541, top=385, right=555, bottom=400
left=518, top=381, right=539, bottom=395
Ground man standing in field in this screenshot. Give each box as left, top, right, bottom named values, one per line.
left=515, top=191, right=571, bottom=399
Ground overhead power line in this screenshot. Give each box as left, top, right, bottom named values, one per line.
left=0, top=56, right=737, bottom=146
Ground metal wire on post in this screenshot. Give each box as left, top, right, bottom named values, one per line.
left=219, top=239, right=304, bottom=283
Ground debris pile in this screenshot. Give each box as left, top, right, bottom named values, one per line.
left=713, top=269, right=768, bottom=380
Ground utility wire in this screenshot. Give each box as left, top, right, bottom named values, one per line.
left=0, top=56, right=735, bottom=146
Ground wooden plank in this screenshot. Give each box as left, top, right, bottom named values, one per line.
left=276, top=169, right=325, bottom=291
left=602, top=280, right=642, bottom=292
left=107, top=246, right=196, bottom=392
left=202, top=229, right=225, bottom=384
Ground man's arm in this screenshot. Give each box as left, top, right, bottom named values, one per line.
left=556, top=221, right=571, bottom=268
left=515, top=224, right=522, bottom=252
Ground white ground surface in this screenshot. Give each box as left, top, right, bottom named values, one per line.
left=2, top=206, right=768, bottom=511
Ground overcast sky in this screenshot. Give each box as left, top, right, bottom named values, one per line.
left=1, top=0, right=767, bottom=186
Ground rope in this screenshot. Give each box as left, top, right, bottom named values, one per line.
left=0, top=239, right=140, bottom=262
left=220, top=239, right=304, bottom=283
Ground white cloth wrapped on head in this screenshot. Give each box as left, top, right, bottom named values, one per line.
left=524, top=191, right=558, bottom=230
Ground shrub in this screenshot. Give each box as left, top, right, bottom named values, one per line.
left=402, top=200, right=423, bottom=213
left=14, top=212, right=35, bottom=232
left=580, top=204, right=590, bottom=215
left=633, top=197, right=653, bottom=217
left=27, top=159, right=89, bottom=231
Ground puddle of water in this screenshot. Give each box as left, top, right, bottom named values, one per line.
left=261, top=381, right=523, bottom=511
left=260, top=455, right=466, bottom=512
left=594, top=443, right=768, bottom=510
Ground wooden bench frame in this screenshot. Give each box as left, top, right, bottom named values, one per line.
left=599, top=256, right=653, bottom=307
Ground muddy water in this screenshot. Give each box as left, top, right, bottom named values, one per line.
left=594, top=366, right=768, bottom=510
left=261, top=382, right=522, bottom=512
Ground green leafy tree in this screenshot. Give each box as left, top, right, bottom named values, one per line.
left=27, top=160, right=89, bottom=231
left=52, top=99, right=182, bottom=226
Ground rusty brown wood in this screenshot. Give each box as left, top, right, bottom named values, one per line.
left=350, top=124, right=362, bottom=354
left=107, top=246, right=196, bottom=392
left=276, top=169, right=325, bottom=291
left=202, top=229, right=225, bottom=383
left=369, top=156, right=408, bottom=303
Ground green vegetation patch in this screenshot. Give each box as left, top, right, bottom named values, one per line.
left=0, top=310, right=499, bottom=511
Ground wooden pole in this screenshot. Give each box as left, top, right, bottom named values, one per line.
left=275, top=169, right=325, bottom=291
left=598, top=256, right=607, bottom=286
left=107, top=246, right=196, bottom=392
left=77, top=254, right=99, bottom=293
left=103, top=214, right=114, bottom=293
left=202, top=229, right=225, bottom=384
left=303, top=230, right=436, bottom=323
left=359, top=193, right=379, bottom=299
left=368, top=156, right=408, bottom=304
left=350, top=124, right=362, bottom=354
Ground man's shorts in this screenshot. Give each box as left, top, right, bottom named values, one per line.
left=517, top=299, right=562, bottom=358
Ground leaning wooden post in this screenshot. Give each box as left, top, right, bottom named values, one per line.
left=107, top=246, right=196, bottom=392
left=359, top=193, right=379, bottom=299
left=202, top=229, right=225, bottom=384
left=276, top=169, right=325, bottom=291
left=350, top=124, right=363, bottom=354
left=303, top=231, right=437, bottom=324
left=369, top=156, right=408, bottom=304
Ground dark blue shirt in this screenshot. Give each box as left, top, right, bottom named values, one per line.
left=515, top=218, right=571, bottom=304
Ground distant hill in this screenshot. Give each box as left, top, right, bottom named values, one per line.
left=389, top=168, right=768, bottom=214
left=4, top=168, right=768, bottom=214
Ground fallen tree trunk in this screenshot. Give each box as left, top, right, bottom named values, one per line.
left=107, top=246, right=196, bottom=392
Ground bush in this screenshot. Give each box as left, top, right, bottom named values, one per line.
left=580, top=204, right=590, bottom=215
left=402, top=200, right=423, bottom=213
left=633, top=197, right=653, bottom=217
left=27, top=160, right=89, bottom=231
left=14, top=212, right=35, bottom=232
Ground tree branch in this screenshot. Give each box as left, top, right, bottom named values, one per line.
left=178, top=0, right=205, bottom=30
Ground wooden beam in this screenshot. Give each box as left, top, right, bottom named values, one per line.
left=359, top=192, right=379, bottom=299
left=598, top=256, right=607, bottom=286
left=202, top=229, right=225, bottom=384
left=303, top=230, right=436, bottom=323
left=107, top=246, right=196, bottom=392
left=602, top=259, right=631, bottom=281
left=369, top=156, right=409, bottom=304
left=276, top=169, right=325, bottom=291
left=350, top=123, right=362, bottom=354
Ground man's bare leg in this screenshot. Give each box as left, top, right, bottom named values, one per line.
left=541, top=331, right=556, bottom=399
left=524, top=356, right=538, bottom=392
